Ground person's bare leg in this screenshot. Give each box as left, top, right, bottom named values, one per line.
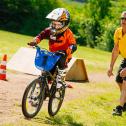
left=112, top=83, right=123, bottom=116
left=118, top=83, right=126, bottom=106
left=120, top=80, right=126, bottom=106
left=119, top=68, right=126, bottom=107
left=118, top=83, right=122, bottom=92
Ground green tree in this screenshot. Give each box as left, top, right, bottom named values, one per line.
left=0, top=0, right=34, bottom=31
left=0, top=0, right=60, bottom=35
left=96, top=20, right=118, bottom=51
left=78, top=0, right=111, bottom=48
left=87, top=0, right=111, bottom=19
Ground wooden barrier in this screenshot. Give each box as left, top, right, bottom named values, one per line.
left=65, top=58, right=89, bottom=82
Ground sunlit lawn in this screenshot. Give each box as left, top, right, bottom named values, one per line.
left=0, top=30, right=125, bottom=126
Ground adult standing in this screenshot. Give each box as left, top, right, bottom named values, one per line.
left=107, top=11, right=126, bottom=116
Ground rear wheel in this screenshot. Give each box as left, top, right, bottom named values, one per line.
left=22, top=78, right=45, bottom=118
left=48, top=85, right=65, bottom=116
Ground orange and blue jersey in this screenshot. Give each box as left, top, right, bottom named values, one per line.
left=35, top=27, right=76, bottom=60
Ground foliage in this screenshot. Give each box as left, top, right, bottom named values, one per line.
left=0, top=0, right=60, bottom=35
left=1, top=0, right=126, bottom=51
left=87, top=0, right=111, bottom=19
left=77, top=0, right=111, bottom=48
left=77, top=18, right=101, bottom=48
left=96, top=19, right=119, bottom=51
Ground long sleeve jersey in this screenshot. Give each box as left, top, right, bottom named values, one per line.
left=35, top=27, right=76, bottom=53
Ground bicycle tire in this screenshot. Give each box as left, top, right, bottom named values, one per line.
left=48, top=85, right=65, bottom=116
left=22, top=78, right=45, bottom=118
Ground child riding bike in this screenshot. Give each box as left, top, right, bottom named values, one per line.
left=28, top=8, right=77, bottom=88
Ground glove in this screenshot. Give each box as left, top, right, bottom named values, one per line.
left=27, top=42, right=37, bottom=46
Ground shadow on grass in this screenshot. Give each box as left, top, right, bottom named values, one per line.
left=33, top=114, right=84, bottom=126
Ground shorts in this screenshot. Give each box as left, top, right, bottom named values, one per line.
left=49, top=52, right=68, bottom=74
left=116, top=58, right=126, bottom=83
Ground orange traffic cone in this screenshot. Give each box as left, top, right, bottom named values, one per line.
left=0, top=54, right=7, bottom=81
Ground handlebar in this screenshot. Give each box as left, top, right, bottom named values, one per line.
left=27, top=43, right=66, bottom=56
left=28, top=43, right=42, bottom=49
left=27, top=42, right=37, bottom=47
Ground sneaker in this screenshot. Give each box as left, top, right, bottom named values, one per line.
left=112, top=105, right=123, bottom=116
left=123, top=103, right=126, bottom=112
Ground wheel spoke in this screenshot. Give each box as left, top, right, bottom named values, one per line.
left=48, top=86, right=65, bottom=116
left=22, top=78, right=45, bottom=118
left=25, top=83, right=41, bottom=114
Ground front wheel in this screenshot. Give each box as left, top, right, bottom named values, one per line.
left=22, top=78, right=45, bottom=118
left=48, top=85, right=65, bottom=116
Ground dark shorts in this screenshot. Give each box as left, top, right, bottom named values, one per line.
left=116, top=59, right=126, bottom=83
left=49, top=52, right=68, bottom=75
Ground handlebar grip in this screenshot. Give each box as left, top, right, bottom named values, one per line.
left=27, top=43, right=30, bottom=45
left=27, top=42, right=38, bottom=47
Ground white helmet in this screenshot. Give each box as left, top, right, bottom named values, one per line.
left=46, top=8, right=70, bottom=35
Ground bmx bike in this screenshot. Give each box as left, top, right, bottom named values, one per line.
left=22, top=46, right=67, bottom=118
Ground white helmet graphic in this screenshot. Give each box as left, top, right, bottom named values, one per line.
left=46, top=8, right=70, bottom=35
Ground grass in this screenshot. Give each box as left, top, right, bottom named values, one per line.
left=1, top=82, right=124, bottom=126
left=0, top=30, right=48, bottom=60
left=0, top=30, right=126, bottom=126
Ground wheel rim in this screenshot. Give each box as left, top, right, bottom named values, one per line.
left=25, top=83, right=41, bottom=115
left=51, top=90, right=63, bottom=113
